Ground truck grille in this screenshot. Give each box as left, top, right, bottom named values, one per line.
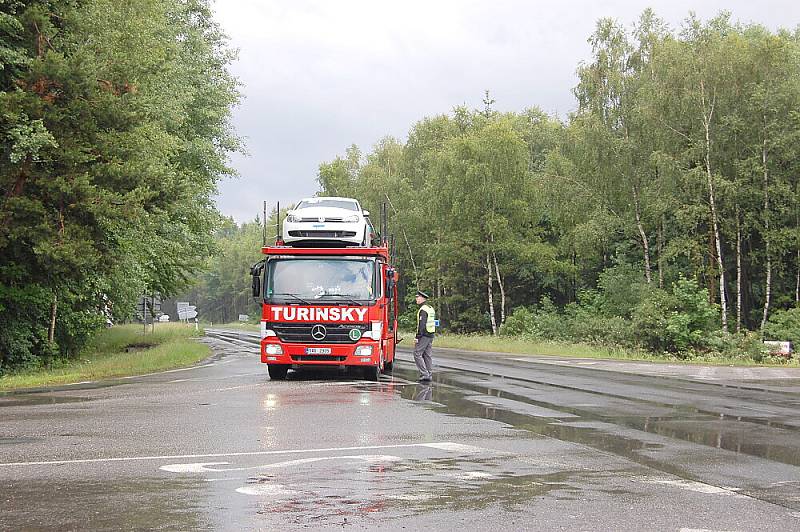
left=269, top=323, right=369, bottom=344
left=288, top=230, right=357, bottom=238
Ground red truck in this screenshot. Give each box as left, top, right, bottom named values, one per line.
left=251, top=243, right=399, bottom=380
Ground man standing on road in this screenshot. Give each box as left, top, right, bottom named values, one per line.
left=414, top=290, right=436, bottom=382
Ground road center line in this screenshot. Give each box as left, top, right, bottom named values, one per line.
left=0, top=441, right=483, bottom=468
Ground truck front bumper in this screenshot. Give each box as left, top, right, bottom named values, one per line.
left=261, top=340, right=380, bottom=366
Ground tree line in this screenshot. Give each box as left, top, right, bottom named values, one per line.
left=309, top=10, right=800, bottom=356
left=0, top=0, right=241, bottom=372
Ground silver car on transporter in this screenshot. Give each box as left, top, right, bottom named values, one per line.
left=282, top=197, right=375, bottom=246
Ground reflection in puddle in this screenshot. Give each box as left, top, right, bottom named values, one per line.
left=240, top=451, right=602, bottom=525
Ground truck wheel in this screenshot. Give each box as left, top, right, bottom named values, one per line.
left=268, top=364, right=289, bottom=380
left=364, top=365, right=380, bottom=381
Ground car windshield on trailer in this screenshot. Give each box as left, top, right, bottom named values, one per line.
left=296, top=199, right=359, bottom=211
left=266, top=258, right=376, bottom=302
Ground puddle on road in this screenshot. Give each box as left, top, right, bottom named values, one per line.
left=3, top=477, right=209, bottom=530
left=0, top=394, right=94, bottom=407
left=391, top=366, right=800, bottom=470
left=239, top=451, right=621, bottom=526
left=0, top=436, right=43, bottom=445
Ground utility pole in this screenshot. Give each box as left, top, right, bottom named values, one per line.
left=262, top=200, right=267, bottom=246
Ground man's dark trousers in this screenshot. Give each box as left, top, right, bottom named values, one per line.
left=414, top=336, right=434, bottom=380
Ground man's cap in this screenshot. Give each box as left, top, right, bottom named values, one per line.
left=416, top=290, right=429, bottom=299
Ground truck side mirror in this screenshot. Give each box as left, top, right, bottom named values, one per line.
left=385, top=269, right=395, bottom=295
left=250, top=261, right=265, bottom=299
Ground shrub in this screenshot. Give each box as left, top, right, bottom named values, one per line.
left=0, top=283, right=53, bottom=374
left=705, top=330, right=769, bottom=361
left=764, top=307, right=800, bottom=347
left=632, top=277, right=720, bottom=354
left=596, top=262, right=651, bottom=318
left=450, top=307, right=490, bottom=333
left=566, top=302, right=633, bottom=346
left=631, top=287, right=676, bottom=352
left=500, top=297, right=572, bottom=341
left=500, top=306, right=537, bottom=336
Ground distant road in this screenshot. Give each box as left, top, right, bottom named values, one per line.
left=2, top=329, right=800, bottom=530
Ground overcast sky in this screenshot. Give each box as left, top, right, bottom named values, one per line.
left=211, top=1, right=800, bottom=223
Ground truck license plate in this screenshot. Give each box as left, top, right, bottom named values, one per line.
left=305, top=347, right=331, bottom=355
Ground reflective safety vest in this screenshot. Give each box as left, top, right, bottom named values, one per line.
left=418, top=304, right=436, bottom=334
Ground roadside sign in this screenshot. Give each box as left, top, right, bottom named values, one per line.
left=764, top=340, right=793, bottom=356
left=177, top=302, right=198, bottom=321
left=239, top=314, right=249, bottom=322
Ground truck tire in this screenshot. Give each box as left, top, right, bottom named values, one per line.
left=364, top=365, right=380, bottom=381
left=268, top=364, right=289, bottom=380
left=383, top=359, right=393, bottom=373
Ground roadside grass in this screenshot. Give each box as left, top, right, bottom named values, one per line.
left=208, top=321, right=259, bottom=332
left=411, top=332, right=800, bottom=367
left=0, top=323, right=210, bottom=391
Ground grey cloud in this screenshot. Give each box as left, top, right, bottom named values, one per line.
left=213, top=0, right=800, bottom=223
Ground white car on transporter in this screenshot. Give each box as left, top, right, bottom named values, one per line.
left=282, top=197, right=375, bottom=246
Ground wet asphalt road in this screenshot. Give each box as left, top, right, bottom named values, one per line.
left=3, top=331, right=800, bottom=530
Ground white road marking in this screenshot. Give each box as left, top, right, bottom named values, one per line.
left=207, top=384, right=264, bottom=393
left=161, top=462, right=228, bottom=473
left=422, top=442, right=484, bottom=454
left=160, top=454, right=402, bottom=473
left=119, top=363, right=217, bottom=380
left=640, top=478, right=746, bottom=497
left=679, top=529, right=739, bottom=532
left=158, top=444, right=492, bottom=499
left=0, top=442, right=481, bottom=468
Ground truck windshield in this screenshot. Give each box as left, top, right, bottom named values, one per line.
left=266, top=258, right=376, bottom=302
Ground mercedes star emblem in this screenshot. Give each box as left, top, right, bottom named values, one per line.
left=311, top=324, right=327, bottom=341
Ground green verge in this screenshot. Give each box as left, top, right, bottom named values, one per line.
left=0, top=323, right=210, bottom=391
left=207, top=321, right=259, bottom=332
left=417, top=333, right=800, bottom=367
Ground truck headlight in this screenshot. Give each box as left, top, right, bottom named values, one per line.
left=354, top=345, right=372, bottom=357
left=265, top=344, right=283, bottom=355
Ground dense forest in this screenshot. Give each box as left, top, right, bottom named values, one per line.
left=0, top=0, right=241, bottom=372
left=198, top=10, right=800, bottom=359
